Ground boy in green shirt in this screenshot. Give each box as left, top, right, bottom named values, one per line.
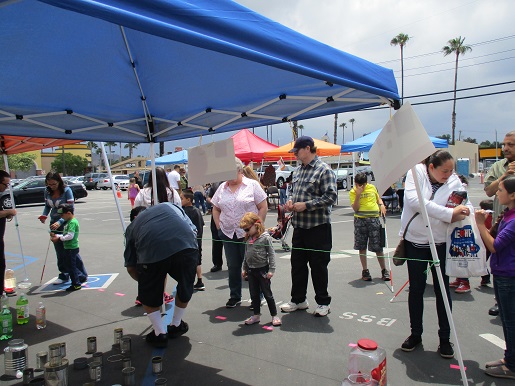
left=349, top=173, right=389, bottom=282
left=50, top=204, right=88, bottom=291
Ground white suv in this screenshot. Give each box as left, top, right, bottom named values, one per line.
left=97, top=174, right=130, bottom=191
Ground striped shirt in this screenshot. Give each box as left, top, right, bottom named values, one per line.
left=289, top=156, right=337, bottom=229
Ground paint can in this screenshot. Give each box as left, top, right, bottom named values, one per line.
left=152, top=356, right=162, bottom=375
left=88, top=360, right=102, bottom=382
left=86, top=336, right=97, bottom=354
left=35, top=351, right=48, bottom=370
left=122, top=366, right=135, bottom=386
left=114, top=327, right=123, bottom=346
left=92, top=352, right=103, bottom=366
left=122, top=356, right=131, bottom=369
left=120, top=336, right=131, bottom=355
left=44, top=358, right=69, bottom=386
left=4, top=339, right=29, bottom=376
left=48, top=343, right=62, bottom=367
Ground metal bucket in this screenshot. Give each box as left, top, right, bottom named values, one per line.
left=4, top=338, right=28, bottom=376
left=44, top=358, right=69, bottom=386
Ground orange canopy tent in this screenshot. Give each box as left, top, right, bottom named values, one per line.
left=263, top=138, right=343, bottom=161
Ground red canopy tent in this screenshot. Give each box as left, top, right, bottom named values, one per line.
left=231, top=129, right=278, bottom=164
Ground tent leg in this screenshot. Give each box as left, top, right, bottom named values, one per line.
left=99, top=143, right=126, bottom=232
left=150, top=143, right=158, bottom=205
left=2, top=154, right=31, bottom=288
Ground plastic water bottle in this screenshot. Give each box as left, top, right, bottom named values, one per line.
left=1, top=292, right=8, bottom=309
left=0, top=305, right=13, bottom=340
left=36, top=302, right=46, bottom=329
left=16, top=293, right=29, bottom=325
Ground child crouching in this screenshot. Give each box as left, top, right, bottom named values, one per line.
left=240, top=212, right=281, bottom=327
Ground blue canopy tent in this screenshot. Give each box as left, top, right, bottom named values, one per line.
left=0, top=0, right=399, bottom=143
left=0, top=0, right=399, bottom=233
left=341, top=129, right=448, bottom=153
left=338, top=129, right=448, bottom=188
left=146, top=150, right=188, bottom=166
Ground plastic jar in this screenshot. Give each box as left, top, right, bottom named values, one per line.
left=348, top=339, right=386, bottom=386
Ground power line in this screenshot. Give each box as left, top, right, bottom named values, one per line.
left=404, top=81, right=515, bottom=99
left=378, top=34, right=515, bottom=65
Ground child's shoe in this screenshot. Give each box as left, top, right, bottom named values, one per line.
left=272, top=316, right=282, bottom=326
left=193, top=280, right=205, bottom=291
left=244, top=315, right=260, bottom=325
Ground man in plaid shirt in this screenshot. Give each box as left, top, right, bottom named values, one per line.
left=281, top=136, right=337, bottom=317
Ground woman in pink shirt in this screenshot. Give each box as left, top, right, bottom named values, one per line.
left=211, top=158, right=268, bottom=308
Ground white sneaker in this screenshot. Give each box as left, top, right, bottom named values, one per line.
left=313, top=305, right=330, bottom=317
left=280, top=300, right=309, bottom=313
left=53, top=278, right=69, bottom=285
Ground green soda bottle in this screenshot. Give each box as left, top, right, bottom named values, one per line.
left=16, top=293, right=29, bottom=325
left=0, top=305, right=13, bottom=339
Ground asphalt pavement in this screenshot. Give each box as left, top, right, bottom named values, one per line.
left=0, top=176, right=512, bottom=385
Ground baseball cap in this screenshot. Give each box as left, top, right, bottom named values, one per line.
left=289, top=136, right=315, bottom=153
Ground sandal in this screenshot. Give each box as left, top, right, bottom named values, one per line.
left=135, top=297, right=142, bottom=307
left=485, top=358, right=505, bottom=368
left=272, top=316, right=282, bottom=326
left=244, top=315, right=260, bottom=325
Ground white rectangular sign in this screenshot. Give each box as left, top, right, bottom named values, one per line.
left=369, top=102, right=436, bottom=195
left=188, top=138, right=237, bottom=186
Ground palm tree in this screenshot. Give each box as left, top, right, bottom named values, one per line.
left=104, top=142, right=117, bottom=164
left=442, top=36, right=472, bottom=145
left=298, top=124, right=304, bottom=137
left=339, top=122, right=347, bottom=144
left=349, top=118, right=355, bottom=141
left=390, top=33, right=410, bottom=104
left=333, top=114, right=338, bottom=144
left=124, top=143, right=139, bottom=159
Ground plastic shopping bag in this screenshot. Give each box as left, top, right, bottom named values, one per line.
left=445, top=216, right=488, bottom=277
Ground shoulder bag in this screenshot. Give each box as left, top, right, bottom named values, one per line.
left=393, top=213, right=419, bottom=266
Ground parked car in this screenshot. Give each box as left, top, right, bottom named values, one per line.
left=0, top=177, right=87, bottom=209
left=97, top=174, right=130, bottom=190
left=83, top=172, right=108, bottom=190
left=67, top=176, right=84, bottom=184
left=334, top=169, right=349, bottom=190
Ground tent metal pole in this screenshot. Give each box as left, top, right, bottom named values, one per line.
left=150, top=143, right=158, bottom=205
left=99, top=142, right=126, bottom=232
left=2, top=153, right=31, bottom=288
left=411, top=166, right=468, bottom=385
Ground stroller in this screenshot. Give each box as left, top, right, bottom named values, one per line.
left=267, top=204, right=293, bottom=251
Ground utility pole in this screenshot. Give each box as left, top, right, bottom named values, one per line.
left=61, top=145, right=65, bottom=176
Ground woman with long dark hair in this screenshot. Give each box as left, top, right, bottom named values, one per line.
left=399, top=150, right=472, bottom=358
left=134, top=167, right=180, bottom=207
left=38, top=172, right=87, bottom=285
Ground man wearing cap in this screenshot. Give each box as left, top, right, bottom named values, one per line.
left=281, top=136, right=337, bottom=317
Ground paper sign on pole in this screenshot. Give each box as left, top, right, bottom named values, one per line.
left=188, top=138, right=237, bottom=187
left=369, top=102, right=436, bottom=195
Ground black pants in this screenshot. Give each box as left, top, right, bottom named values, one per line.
left=210, top=216, right=224, bottom=267
left=406, top=240, right=451, bottom=340
left=248, top=266, right=277, bottom=316
left=0, top=218, right=5, bottom=294
left=290, top=223, right=332, bottom=306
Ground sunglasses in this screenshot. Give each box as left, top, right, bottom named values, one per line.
left=243, top=224, right=254, bottom=233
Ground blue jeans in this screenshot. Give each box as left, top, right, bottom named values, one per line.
left=279, top=189, right=287, bottom=205
left=494, top=275, right=515, bottom=371
left=219, top=231, right=245, bottom=300
left=194, top=191, right=206, bottom=214
left=64, top=248, right=87, bottom=286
